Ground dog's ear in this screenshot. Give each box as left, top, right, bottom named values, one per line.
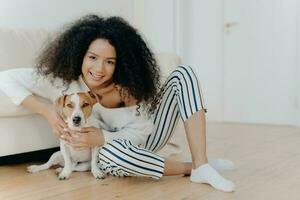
left=88, top=91, right=97, bottom=105
left=55, top=95, right=67, bottom=109
left=55, top=95, right=67, bottom=120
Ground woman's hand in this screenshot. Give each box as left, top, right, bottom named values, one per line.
left=63, top=127, right=105, bottom=150
left=43, top=105, right=68, bottom=138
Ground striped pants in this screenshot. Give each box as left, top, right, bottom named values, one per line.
left=97, top=65, right=206, bottom=179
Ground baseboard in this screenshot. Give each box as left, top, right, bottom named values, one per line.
left=0, top=147, right=59, bottom=165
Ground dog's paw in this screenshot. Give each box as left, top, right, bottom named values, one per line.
left=55, top=167, right=63, bottom=174
left=27, top=165, right=41, bottom=173
left=92, top=168, right=106, bottom=179
left=58, top=170, right=71, bottom=180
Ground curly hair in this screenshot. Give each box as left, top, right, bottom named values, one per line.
left=36, top=14, right=161, bottom=113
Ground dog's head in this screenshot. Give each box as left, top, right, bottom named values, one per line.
left=55, top=91, right=97, bottom=129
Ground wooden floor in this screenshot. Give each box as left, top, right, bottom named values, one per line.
left=1, top=122, right=300, bottom=200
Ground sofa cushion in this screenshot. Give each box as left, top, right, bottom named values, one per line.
left=0, top=89, right=32, bottom=117
left=0, top=28, right=51, bottom=70
left=155, top=53, right=181, bottom=80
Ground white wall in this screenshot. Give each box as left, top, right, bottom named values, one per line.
left=132, top=0, right=176, bottom=53
left=133, top=0, right=224, bottom=121
left=223, top=0, right=297, bottom=125
left=298, top=0, right=300, bottom=126
left=295, top=0, right=300, bottom=126
left=1, top=0, right=298, bottom=126
left=134, top=0, right=299, bottom=126
left=0, top=0, right=133, bottom=29
left=177, top=0, right=224, bottom=122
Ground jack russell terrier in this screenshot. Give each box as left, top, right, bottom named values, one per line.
left=27, top=91, right=105, bottom=180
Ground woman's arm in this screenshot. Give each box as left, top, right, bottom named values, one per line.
left=65, top=112, right=153, bottom=149
left=63, top=127, right=105, bottom=149
left=65, top=94, right=152, bottom=148
left=21, top=95, right=52, bottom=116
left=21, top=95, right=68, bottom=138
left=0, top=68, right=64, bottom=105
left=0, top=68, right=67, bottom=137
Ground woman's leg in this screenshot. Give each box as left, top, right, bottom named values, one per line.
left=97, top=139, right=233, bottom=191
left=98, top=139, right=191, bottom=178
left=163, top=159, right=191, bottom=176
left=185, top=109, right=207, bottom=169
left=98, top=139, right=165, bottom=179
left=145, top=65, right=235, bottom=192
left=97, top=140, right=232, bottom=178
left=145, top=65, right=208, bottom=154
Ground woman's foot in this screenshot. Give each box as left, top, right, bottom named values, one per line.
left=190, top=163, right=235, bottom=192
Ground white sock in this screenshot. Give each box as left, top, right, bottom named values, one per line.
left=209, top=159, right=235, bottom=172
left=190, top=163, right=235, bottom=192
left=184, top=157, right=236, bottom=172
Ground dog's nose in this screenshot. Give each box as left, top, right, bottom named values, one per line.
left=72, top=116, right=81, bottom=125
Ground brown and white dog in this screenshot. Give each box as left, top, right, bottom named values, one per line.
left=27, top=91, right=105, bottom=180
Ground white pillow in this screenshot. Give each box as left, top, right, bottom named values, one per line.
left=155, top=53, right=182, bottom=81
left=0, top=28, right=51, bottom=70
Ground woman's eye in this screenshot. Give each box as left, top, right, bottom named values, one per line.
left=82, top=103, right=90, bottom=108
left=67, top=103, right=73, bottom=108
left=89, top=56, right=96, bottom=60
left=107, top=60, right=115, bottom=65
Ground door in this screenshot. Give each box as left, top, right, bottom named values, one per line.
left=223, top=0, right=298, bottom=125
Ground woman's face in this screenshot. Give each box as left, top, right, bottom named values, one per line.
left=82, top=38, right=116, bottom=90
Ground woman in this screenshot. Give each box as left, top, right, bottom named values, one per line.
left=0, top=15, right=235, bottom=192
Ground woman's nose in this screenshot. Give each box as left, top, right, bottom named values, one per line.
left=94, top=61, right=105, bottom=72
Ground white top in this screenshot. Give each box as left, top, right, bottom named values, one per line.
left=0, top=68, right=154, bottom=146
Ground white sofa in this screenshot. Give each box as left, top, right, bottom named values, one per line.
left=0, top=28, right=186, bottom=158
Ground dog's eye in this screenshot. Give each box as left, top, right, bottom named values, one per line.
left=82, top=103, right=90, bottom=108
left=66, top=103, right=73, bottom=108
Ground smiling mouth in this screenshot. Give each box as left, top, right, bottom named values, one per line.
left=89, top=71, right=104, bottom=81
